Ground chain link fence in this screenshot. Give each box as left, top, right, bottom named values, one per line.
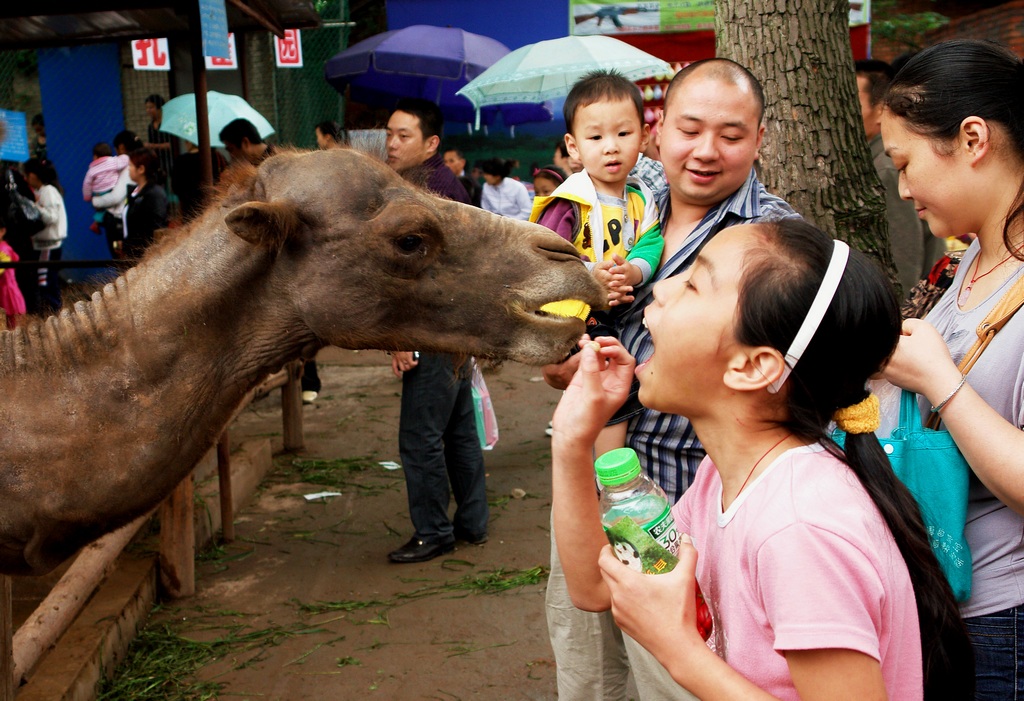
left=0, top=49, right=43, bottom=158
left=247, top=0, right=351, bottom=150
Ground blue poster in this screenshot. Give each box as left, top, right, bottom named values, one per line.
left=199, top=0, right=230, bottom=58
left=0, top=109, right=30, bottom=163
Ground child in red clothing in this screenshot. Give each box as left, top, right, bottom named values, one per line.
left=0, top=216, right=27, bottom=328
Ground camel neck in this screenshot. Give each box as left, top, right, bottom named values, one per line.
left=1, top=222, right=317, bottom=547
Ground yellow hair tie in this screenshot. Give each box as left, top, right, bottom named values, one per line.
left=834, top=394, right=880, bottom=434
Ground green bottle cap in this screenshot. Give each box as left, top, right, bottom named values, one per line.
left=594, top=448, right=641, bottom=487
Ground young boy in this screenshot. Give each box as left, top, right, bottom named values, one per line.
left=531, top=69, right=662, bottom=455
left=82, top=142, right=130, bottom=234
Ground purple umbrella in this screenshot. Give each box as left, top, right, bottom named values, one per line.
left=324, top=25, right=552, bottom=127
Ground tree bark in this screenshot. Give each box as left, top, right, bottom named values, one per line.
left=716, top=0, right=897, bottom=284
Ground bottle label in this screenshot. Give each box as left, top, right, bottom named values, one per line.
left=604, top=505, right=679, bottom=575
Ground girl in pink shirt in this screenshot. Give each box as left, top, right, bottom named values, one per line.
left=551, top=218, right=972, bottom=699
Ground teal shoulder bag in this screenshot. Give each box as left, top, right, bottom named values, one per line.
left=837, top=271, right=1024, bottom=602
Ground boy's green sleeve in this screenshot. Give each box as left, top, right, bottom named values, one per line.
left=625, top=219, right=663, bottom=284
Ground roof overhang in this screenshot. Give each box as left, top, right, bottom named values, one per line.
left=0, top=0, right=320, bottom=50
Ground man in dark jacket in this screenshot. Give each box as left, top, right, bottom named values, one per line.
left=444, top=147, right=482, bottom=207
left=383, top=98, right=486, bottom=564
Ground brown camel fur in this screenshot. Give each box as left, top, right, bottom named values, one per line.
left=0, top=147, right=604, bottom=576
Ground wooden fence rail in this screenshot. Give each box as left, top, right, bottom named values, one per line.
left=2, top=359, right=304, bottom=696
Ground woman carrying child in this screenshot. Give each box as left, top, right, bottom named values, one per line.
left=551, top=217, right=972, bottom=698
left=880, top=40, right=1024, bottom=697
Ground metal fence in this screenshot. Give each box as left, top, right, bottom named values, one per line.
left=0, top=49, right=44, bottom=158
left=253, top=5, right=351, bottom=149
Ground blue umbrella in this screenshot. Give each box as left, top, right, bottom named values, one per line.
left=324, top=25, right=552, bottom=127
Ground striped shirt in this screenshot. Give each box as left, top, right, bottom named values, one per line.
left=620, top=168, right=796, bottom=502
left=82, top=155, right=130, bottom=200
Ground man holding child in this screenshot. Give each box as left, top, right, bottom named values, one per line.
left=541, top=59, right=794, bottom=700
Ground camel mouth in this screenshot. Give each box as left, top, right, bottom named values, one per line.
left=512, top=298, right=591, bottom=331
left=535, top=300, right=591, bottom=321
left=502, top=299, right=593, bottom=364
left=517, top=299, right=592, bottom=341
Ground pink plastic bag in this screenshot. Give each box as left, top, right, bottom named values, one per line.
left=471, top=361, right=499, bottom=450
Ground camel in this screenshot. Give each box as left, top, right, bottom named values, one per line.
left=0, top=148, right=604, bottom=576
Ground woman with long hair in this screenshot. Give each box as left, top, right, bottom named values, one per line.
left=22, top=157, right=66, bottom=312
left=880, top=39, right=1024, bottom=697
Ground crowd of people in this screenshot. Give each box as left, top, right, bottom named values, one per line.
left=3, top=37, right=1023, bottom=698
left=325, top=41, right=1021, bottom=699
left=0, top=97, right=180, bottom=322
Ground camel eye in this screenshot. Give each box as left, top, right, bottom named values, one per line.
left=396, top=234, right=424, bottom=253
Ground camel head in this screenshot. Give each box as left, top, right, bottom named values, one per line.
left=219, top=148, right=605, bottom=364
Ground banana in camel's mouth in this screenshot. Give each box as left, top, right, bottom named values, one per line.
left=537, top=300, right=591, bottom=320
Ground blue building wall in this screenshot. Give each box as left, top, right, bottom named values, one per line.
left=38, top=44, right=125, bottom=277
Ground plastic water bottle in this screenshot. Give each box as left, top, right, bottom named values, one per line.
left=595, top=447, right=680, bottom=574
left=595, top=447, right=713, bottom=641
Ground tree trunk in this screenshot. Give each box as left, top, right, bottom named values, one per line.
left=715, top=0, right=897, bottom=285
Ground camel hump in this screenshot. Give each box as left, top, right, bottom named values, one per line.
left=225, top=200, right=303, bottom=250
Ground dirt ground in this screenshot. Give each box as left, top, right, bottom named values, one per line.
left=122, top=347, right=573, bottom=699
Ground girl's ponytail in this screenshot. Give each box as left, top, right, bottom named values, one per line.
left=838, top=427, right=974, bottom=699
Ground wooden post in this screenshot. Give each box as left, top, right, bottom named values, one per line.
left=2, top=575, right=12, bottom=701
left=159, top=474, right=195, bottom=599
left=281, top=359, right=304, bottom=452
left=11, top=514, right=149, bottom=685
left=216, top=433, right=234, bottom=543
left=187, top=0, right=213, bottom=189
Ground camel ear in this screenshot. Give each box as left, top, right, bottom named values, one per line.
left=225, top=201, right=301, bottom=249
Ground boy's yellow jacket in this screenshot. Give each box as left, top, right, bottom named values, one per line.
left=530, top=171, right=663, bottom=285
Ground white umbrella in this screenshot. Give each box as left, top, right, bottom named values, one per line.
left=159, top=91, right=275, bottom=147
left=457, top=35, right=672, bottom=109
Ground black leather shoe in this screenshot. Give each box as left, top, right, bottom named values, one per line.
left=454, top=528, right=488, bottom=545
left=387, top=537, right=455, bottom=563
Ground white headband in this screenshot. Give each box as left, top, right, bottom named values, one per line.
left=767, top=240, right=850, bottom=394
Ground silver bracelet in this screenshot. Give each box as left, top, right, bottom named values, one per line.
left=930, top=375, right=967, bottom=414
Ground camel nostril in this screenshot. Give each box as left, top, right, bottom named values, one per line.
left=534, top=235, right=582, bottom=263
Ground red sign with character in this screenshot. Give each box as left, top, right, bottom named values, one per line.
left=275, top=30, right=303, bottom=68
left=132, top=38, right=171, bottom=71
left=205, top=33, right=237, bottom=70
